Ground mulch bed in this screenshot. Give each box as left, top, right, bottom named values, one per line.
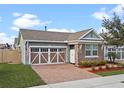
left=89, top=67, right=124, bottom=73
left=78, top=66, right=91, bottom=68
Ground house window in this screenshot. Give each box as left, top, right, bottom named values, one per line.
left=85, top=44, right=98, bottom=57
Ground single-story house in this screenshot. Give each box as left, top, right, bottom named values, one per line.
left=17, top=28, right=105, bottom=65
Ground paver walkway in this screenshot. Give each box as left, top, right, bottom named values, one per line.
left=32, top=64, right=100, bottom=84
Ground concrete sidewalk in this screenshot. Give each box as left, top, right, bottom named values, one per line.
left=32, top=74, right=124, bottom=88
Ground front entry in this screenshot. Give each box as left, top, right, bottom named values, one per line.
left=70, top=45, right=75, bottom=63
left=30, top=47, right=66, bottom=64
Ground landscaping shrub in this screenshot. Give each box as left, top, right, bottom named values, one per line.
left=81, top=60, right=91, bottom=67
left=105, top=64, right=110, bottom=69
left=91, top=60, right=98, bottom=66
left=91, top=66, right=96, bottom=71
left=98, top=60, right=107, bottom=66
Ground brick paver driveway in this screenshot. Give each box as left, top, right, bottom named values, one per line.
left=32, top=64, right=100, bottom=84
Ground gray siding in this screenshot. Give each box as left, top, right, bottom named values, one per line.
left=29, top=42, right=67, bottom=46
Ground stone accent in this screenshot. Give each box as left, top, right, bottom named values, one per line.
left=78, top=44, right=85, bottom=63
left=78, top=44, right=104, bottom=64
left=75, top=44, right=79, bottom=66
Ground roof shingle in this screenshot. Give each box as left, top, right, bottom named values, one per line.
left=20, top=28, right=93, bottom=41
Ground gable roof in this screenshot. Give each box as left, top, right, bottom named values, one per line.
left=78, top=28, right=104, bottom=40
left=20, top=29, right=73, bottom=41
left=68, top=28, right=93, bottom=40
left=19, top=28, right=100, bottom=42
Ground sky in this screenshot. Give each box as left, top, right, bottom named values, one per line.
left=0, top=4, right=124, bottom=44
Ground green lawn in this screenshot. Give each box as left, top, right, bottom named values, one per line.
left=96, top=69, right=124, bottom=76
left=0, top=64, right=46, bottom=88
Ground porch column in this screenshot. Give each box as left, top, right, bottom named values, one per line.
left=75, top=44, right=79, bottom=66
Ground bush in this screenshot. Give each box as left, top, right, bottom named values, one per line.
left=91, top=66, right=96, bottom=71
left=81, top=60, right=91, bottom=67
left=91, top=60, right=98, bottom=66
left=98, top=60, right=107, bottom=66
left=105, top=64, right=110, bottom=69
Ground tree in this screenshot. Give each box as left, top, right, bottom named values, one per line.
left=107, top=52, right=117, bottom=63
left=101, top=13, right=124, bottom=46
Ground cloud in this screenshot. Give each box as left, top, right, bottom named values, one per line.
left=111, top=4, right=124, bottom=16
left=11, top=27, right=19, bottom=31
left=92, top=8, right=110, bottom=20
left=97, top=27, right=109, bottom=33
left=0, top=32, right=15, bottom=44
left=13, top=12, right=22, bottom=17
left=92, top=4, right=124, bottom=21
left=12, top=13, right=52, bottom=31
left=48, top=28, right=76, bottom=32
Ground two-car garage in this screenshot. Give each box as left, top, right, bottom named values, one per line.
left=29, top=47, right=67, bottom=64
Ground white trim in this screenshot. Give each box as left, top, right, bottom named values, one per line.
left=23, top=41, right=26, bottom=64
left=31, top=62, right=65, bottom=65
left=39, top=48, right=40, bottom=64
left=48, top=48, right=50, bottom=63
left=29, top=47, right=31, bottom=64
left=29, top=46, right=67, bottom=48
left=85, top=56, right=99, bottom=58
left=78, top=29, right=104, bottom=40
left=82, top=38, right=101, bottom=40
left=57, top=48, right=59, bottom=63
left=25, top=40, right=68, bottom=43
left=79, top=40, right=103, bottom=43
left=68, top=40, right=104, bottom=43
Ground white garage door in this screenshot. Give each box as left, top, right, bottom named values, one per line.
left=30, top=47, right=66, bottom=64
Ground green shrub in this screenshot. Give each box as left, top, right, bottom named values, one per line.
left=81, top=60, right=91, bottom=67
left=98, top=60, right=107, bottom=66
left=91, top=60, right=98, bottom=66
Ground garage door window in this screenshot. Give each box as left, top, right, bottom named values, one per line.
left=40, top=48, right=48, bottom=52
left=50, top=48, right=57, bottom=52
left=31, top=48, right=39, bottom=52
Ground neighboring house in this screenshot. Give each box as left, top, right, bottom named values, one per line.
left=0, top=43, right=12, bottom=49
left=104, top=45, right=124, bottom=61
left=17, top=28, right=104, bottom=65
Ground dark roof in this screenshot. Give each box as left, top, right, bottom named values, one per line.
left=20, top=28, right=93, bottom=41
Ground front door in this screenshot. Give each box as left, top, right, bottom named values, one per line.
left=70, top=45, right=75, bottom=63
